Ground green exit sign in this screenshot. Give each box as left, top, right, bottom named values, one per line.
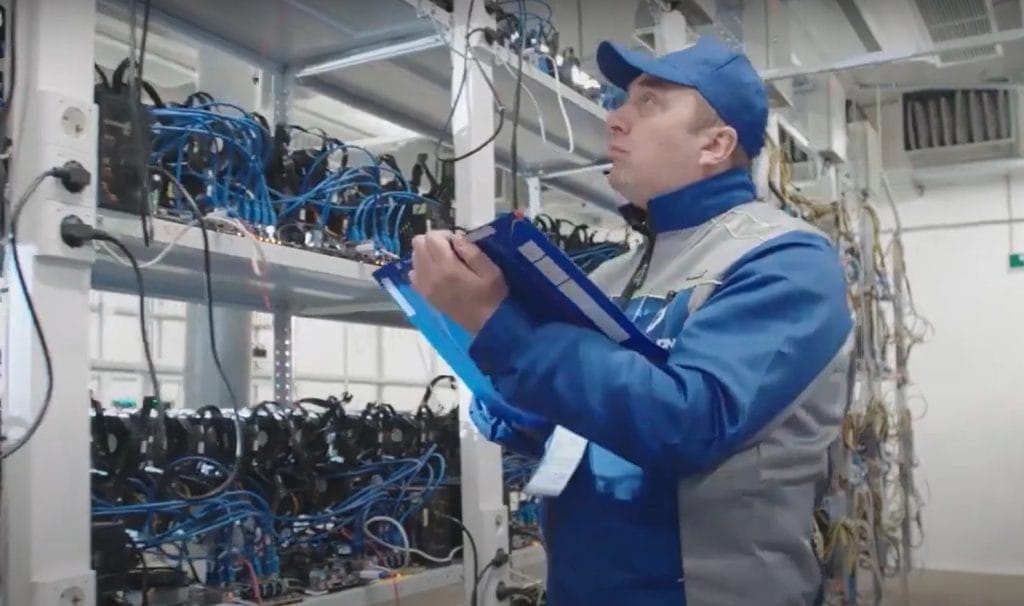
left=1011, top=253, right=1024, bottom=269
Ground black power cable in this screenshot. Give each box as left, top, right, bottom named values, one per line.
left=2, top=0, right=16, bottom=124
left=431, top=509, right=481, bottom=606
left=433, top=0, right=476, bottom=160
left=509, top=0, right=527, bottom=210
left=59, top=165, right=244, bottom=499
left=2, top=168, right=64, bottom=460
left=127, top=0, right=154, bottom=246
left=60, top=215, right=166, bottom=460
left=436, top=67, right=506, bottom=165
left=435, top=1, right=509, bottom=167
left=153, top=166, right=245, bottom=500
left=1, top=163, right=94, bottom=461
left=89, top=230, right=163, bottom=418
left=137, top=0, right=152, bottom=81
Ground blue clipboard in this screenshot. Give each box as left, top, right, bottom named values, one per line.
left=372, top=214, right=663, bottom=429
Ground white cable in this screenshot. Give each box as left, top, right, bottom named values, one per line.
left=504, top=61, right=547, bottom=145
left=204, top=212, right=268, bottom=278
left=95, top=213, right=268, bottom=279
left=96, top=221, right=194, bottom=269
left=364, top=515, right=463, bottom=569
left=541, top=53, right=575, bottom=155
left=428, top=5, right=574, bottom=163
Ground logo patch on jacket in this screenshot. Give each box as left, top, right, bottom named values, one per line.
left=614, top=291, right=694, bottom=350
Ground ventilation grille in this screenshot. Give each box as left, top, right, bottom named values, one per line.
left=913, top=0, right=992, bottom=40
left=994, top=0, right=1024, bottom=29
left=902, top=89, right=1015, bottom=151
left=910, top=0, right=1022, bottom=65
left=940, top=43, right=1001, bottom=63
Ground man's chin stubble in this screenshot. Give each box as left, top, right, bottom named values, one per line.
left=608, top=173, right=638, bottom=203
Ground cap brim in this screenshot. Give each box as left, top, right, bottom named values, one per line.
left=596, top=41, right=697, bottom=91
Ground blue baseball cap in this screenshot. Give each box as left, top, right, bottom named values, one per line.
left=597, top=36, right=769, bottom=159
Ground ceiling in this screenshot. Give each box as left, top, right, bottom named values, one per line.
left=92, top=0, right=1024, bottom=220
left=94, top=3, right=420, bottom=149
left=544, top=0, right=1024, bottom=103
left=841, top=0, right=1024, bottom=105
left=94, top=0, right=1024, bottom=123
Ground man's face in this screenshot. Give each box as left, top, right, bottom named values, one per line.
left=605, top=75, right=732, bottom=207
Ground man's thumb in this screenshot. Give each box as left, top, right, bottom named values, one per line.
left=453, top=236, right=498, bottom=278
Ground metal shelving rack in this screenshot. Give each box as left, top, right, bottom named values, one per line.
left=96, top=0, right=619, bottom=210
left=91, top=210, right=389, bottom=316
left=1, top=0, right=611, bottom=604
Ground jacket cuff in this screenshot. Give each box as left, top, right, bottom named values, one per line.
left=469, top=397, right=548, bottom=458
left=469, top=298, right=535, bottom=374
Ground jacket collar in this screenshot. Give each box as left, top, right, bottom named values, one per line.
left=646, top=167, right=757, bottom=234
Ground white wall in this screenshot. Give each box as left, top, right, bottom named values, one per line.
left=89, top=297, right=449, bottom=412
left=878, top=170, right=1024, bottom=576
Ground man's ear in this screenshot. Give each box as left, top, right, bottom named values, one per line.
left=699, top=126, right=739, bottom=168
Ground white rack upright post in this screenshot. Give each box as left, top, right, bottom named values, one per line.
left=1, top=1, right=99, bottom=604
left=653, top=9, right=691, bottom=54
left=451, top=1, right=509, bottom=605
left=182, top=46, right=259, bottom=408
left=526, top=176, right=543, bottom=218
left=273, top=312, right=294, bottom=404
left=267, top=69, right=295, bottom=405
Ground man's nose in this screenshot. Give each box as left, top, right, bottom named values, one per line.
left=606, top=106, right=628, bottom=136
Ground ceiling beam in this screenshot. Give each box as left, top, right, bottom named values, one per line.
left=762, top=26, right=1024, bottom=81
left=304, top=79, right=620, bottom=210
left=835, top=0, right=882, bottom=52
left=94, top=31, right=196, bottom=84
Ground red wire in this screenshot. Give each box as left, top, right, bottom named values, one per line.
left=239, top=557, right=264, bottom=605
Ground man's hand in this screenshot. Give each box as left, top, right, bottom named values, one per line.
left=409, top=231, right=509, bottom=334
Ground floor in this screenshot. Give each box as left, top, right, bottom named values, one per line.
left=880, top=570, right=1024, bottom=606
left=400, top=568, right=1024, bottom=605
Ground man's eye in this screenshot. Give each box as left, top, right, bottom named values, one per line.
left=628, top=93, right=652, bottom=107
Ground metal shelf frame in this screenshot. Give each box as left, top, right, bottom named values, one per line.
left=96, top=0, right=620, bottom=212
left=296, top=545, right=544, bottom=606
left=1, top=1, right=558, bottom=605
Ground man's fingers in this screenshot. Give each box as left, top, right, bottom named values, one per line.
left=411, top=239, right=431, bottom=289
left=423, top=230, right=457, bottom=263
left=411, top=234, right=429, bottom=266
left=453, top=235, right=499, bottom=278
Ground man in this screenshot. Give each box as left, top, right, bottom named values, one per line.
left=409, top=36, right=853, bottom=606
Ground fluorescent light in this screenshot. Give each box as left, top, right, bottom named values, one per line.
left=296, top=34, right=444, bottom=78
